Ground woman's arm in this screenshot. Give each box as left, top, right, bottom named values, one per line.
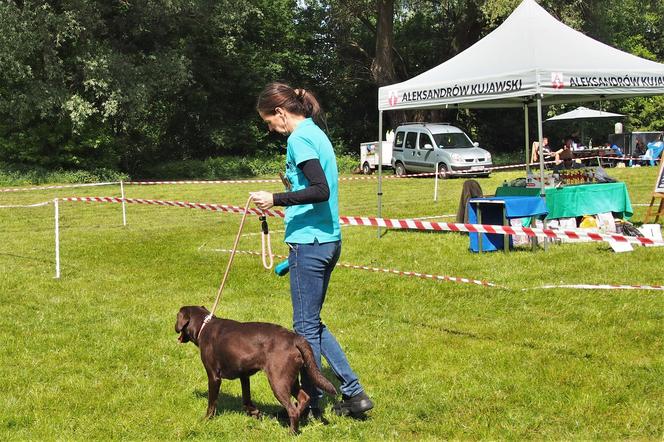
left=273, top=159, right=329, bottom=206
left=251, top=159, right=330, bottom=210
left=554, top=151, right=562, bottom=165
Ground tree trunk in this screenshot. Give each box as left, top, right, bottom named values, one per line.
left=371, top=0, right=396, bottom=87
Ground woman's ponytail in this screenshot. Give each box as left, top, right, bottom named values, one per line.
left=257, top=83, right=326, bottom=129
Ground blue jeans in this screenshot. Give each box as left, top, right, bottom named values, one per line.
left=288, top=240, right=363, bottom=405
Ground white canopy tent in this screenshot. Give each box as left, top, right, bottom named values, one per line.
left=375, top=0, right=664, bottom=219
left=546, top=107, right=624, bottom=122
left=546, top=106, right=625, bottom=147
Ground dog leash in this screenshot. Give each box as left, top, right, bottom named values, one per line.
left=198, top=195, right=273, bottom=339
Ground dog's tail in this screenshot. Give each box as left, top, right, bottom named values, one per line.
left=294, top=336, right=337, bottom=396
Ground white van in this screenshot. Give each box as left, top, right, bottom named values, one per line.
left=360, top=141, right=393, bottom=175
left=359, top=131, right=394, bottom=174
left=391, top=123, right=492, bottom=177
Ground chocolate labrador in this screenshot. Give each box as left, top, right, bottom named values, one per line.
left=175, top=306, right=337, bottom=433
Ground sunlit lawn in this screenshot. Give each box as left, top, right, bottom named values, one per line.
left=1, top=166, right=662, bottom=440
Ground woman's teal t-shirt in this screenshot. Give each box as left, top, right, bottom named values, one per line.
left=283, top=118, right=341, bottom=244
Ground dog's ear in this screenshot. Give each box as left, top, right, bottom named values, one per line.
left=175, top=308, right=190, bottom=333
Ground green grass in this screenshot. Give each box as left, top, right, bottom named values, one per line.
left=1, top=166, right=663, bottom=440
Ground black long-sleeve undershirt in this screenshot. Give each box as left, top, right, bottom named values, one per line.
left=273, top=159, right=330, bottom=206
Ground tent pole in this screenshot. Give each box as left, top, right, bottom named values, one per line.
left=377, top=110, right=383, bottom=239
left=537, top=95, right=548, bottom=250
left=524, top=103, right=530, bottom=173
left=537, top=97, right=545, bottom=189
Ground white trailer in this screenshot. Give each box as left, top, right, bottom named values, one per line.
left=360, top=131, right=394, bottom=175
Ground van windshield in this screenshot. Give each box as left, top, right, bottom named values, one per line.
left=433, top=133, right=473, bottom=149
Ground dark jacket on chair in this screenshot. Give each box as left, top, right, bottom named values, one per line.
left=456, top=180, right=483, bottom=224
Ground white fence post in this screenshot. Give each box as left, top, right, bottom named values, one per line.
left=54, top=198, right=60, bottom=279
left=121, top=180, right=127, bottom=226
left=434, top=162, right=439, bottom=201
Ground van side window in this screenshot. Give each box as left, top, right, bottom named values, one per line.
left=394, top=131, right=405, bottom=148
left=419, top=134, right=434, bottom=149
left=405, top=132, right=417, bottom=149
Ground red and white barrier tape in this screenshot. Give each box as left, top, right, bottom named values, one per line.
left=3, top=154, right=654, bottom=193
left=61, top=196, right=286, bottom=218
left=599, top=154, right=660, bottom=163
left=338, top=215, right=663, bottom=247
left=0, top=201, right=51, bottom=208
left=205, top=248, right=498, bottom=287
left=125, top=178, right=282, bottom=185
left=207, top=249, right=662, bottom=290
left=125, top=173, right=444, bottom=184
left=0, top=182, right=119, bottom=193
left=534, top=283, right=664, bottom=291
left=118, top=159, right=553, bottom=186
left=62, top=196, right=663, bottom=247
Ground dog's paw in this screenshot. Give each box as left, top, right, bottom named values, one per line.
left=202, top=410, right=216, bottom=421
left=245, top=408, right=262, bottom=419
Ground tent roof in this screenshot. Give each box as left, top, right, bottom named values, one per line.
left=546, top=106, right=624, bottom=121
left=378, top=0, right=664, bottom=110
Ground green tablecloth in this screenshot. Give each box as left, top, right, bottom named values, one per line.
left=495, top=186, right=541, bottom=197
left=495, top=182, right=633, bottom=219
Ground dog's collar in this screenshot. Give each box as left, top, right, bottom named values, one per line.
left=197, top=314, right=213, bottom=340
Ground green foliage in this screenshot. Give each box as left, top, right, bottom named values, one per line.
left=142, top=154, right=360, bottom=180
left=0, top=163, right=128, bottom=186
left=0, top=0, right=662, bottom=173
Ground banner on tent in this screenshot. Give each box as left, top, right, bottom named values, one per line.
left=379, top=74, right=531, bottom=109
left=397, top=79, right=524, bottom=104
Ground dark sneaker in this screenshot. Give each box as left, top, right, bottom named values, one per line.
left=332, top=391, right=374, bottom=416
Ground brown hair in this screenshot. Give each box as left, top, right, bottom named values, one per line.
left=256, top=82, right=325, bottom=128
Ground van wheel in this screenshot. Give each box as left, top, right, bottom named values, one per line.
left=437, top=163, right=449, bottom=179
left=362, top=162, right=373, bottom=175
left=394, top=162, right=406, bottom=177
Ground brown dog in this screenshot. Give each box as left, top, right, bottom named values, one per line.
left=175, top=306, right=337, bottom=433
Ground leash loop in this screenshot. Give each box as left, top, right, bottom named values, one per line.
left=259, top=214, right=274, bottom=269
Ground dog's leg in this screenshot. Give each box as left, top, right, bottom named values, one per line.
left=266, top=371, right=301, bottom=434
left=294, top=388, right=310, bottom=417
left=240, top=376, right=261, bottom=419
left=205, top=371, right=221, bottom=419
left=290, top=378, right=311, bottom=413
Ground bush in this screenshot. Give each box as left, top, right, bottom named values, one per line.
left=0, top=154, right=361, bottom=185
left=0, top=163, right=128, bottom=186
left=492, top=151, right=527, bottom=166
left=141, top=154, right=359, bottom=180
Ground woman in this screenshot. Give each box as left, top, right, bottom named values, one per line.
left=530, top=136, right=551, bottom=163
left=553, top=138, right=577, bottom=170
left=251, top=82, right=373, bottom=418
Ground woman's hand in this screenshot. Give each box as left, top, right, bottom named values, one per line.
left=250, top=191, right=274, bottom=210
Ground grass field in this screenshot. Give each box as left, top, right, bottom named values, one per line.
left=1, top=166, right=663, bottom=440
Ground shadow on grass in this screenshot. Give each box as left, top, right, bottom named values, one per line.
left=363, top=310, right=602, bottom=362
left=192, top=388, right=285, bottom=427
left=190, top=365, right=366, bottom=431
